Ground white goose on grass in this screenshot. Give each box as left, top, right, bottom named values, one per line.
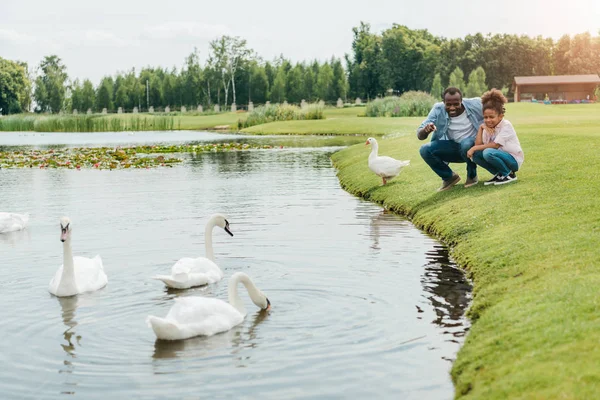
left=147, top=272, right=270, bottom=340
left=49, top=217, right=108, bottom=297
left=153, top=214, right=233, bottom=289
left=366, top=137, right=410, bottom=185
left=0, top=212, right=29, bottom=234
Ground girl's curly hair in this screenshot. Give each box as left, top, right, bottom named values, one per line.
left=481, top=88, right=507, bottom=114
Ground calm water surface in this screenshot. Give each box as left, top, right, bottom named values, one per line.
left=0, top=133, right=471, bottom=399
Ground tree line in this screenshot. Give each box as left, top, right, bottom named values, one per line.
left=1, top=26, right=599, bottom=114
left=347, top=23, right=600, bottom=100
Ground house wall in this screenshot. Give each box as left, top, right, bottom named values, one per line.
left=516, top=83, right=597, bottom=101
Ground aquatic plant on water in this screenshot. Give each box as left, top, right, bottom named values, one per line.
left=0, top=148, right=181, bottom=170
left=0, top=143, right=279, bottom=169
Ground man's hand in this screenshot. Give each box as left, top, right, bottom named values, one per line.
left=418, top=123, right=436, bottom=140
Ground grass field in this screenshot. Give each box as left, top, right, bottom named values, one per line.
left=330, top=102, right=600, bottom=399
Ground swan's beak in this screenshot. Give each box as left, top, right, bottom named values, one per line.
left=224, top=224, right=233, bottom=237
left=265, top=298, right=271, bottom=311
left=365, top=140, right=369, bottom=145
left=60, top=228, right=68, bottom=242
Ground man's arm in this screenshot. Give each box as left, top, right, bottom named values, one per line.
left=416, top=105, right=439, bottom=140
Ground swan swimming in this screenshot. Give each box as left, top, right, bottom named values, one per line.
left=366, top=137, right=410, bottom=185
left=0, top=212, right=29, bottom=234
left=147, top=272, right=270, bottom=340
left=153, top=213, right=233, bottom=289
left=48, top=217, right=108, bottom=297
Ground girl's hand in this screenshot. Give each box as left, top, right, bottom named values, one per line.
left=467, top=148, right=475, bottom=159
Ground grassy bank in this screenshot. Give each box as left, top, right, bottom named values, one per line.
left=330, top=103, right=600, bottom=398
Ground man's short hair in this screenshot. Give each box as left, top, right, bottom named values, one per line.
left=442, top=87, right=462, bottom=100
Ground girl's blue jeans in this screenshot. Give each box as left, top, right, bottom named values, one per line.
left=472, top=148, right=518, bottom=177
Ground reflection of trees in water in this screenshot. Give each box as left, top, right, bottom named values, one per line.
left=421, top=245, right=472, bottom=341
left=57, top=296, right=81, bottom=395
left=151, top=309, right=270, bottom=363
left=189, top=150, right=336, bottom=175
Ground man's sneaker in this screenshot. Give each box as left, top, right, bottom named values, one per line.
left=464, top=176, right=479, bottom=188
left=495, top=172, right=518, bottom=185
left=484, top=174, right=501, bottom=185
left=437, top=173, right=461, bottom=192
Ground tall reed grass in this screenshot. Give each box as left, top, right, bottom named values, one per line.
left=0, top=114, right=177, bottom=132
left=238, top=103, right=324, bottom=129
left=365, top=91, right=436, bottom=117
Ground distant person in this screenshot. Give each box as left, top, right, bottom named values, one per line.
left=417, top=87, right=483, bottom=191
left=466, top=89, right=524, bottom=185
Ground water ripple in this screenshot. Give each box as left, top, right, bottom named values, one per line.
left=0, top=143, right=471, bottom=399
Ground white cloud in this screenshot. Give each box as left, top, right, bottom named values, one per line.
left=142, top=22, right=231, bottom=41
left=58, top=30, right=140, bottom=48
left=0, top=28, right=37, bottom=43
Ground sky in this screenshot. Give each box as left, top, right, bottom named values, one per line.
left=2, top=0, right=599, bottom=84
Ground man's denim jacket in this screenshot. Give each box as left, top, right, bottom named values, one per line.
left=416, top=98, right=483, bottom=141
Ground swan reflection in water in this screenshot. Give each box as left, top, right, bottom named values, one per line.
left=368, top=209, right=409, bottom=250
left=0, top=228, right=31, bottom=247
left=57, top=296, right=81, bottom=395
left=152, top=309, right=270, bottom=361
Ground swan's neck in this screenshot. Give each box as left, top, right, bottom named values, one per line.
left=369, top=142, right=379, bottom=159
left=60, top=239, right=78, bottom=294
left=204, top=219, right=216, bottom=262
left=228, top=274, right=262, bottom=316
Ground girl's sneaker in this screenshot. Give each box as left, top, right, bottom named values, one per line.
left=495, top=172, right=517, bottom=185
left=484, top=174, right=500, bottom=185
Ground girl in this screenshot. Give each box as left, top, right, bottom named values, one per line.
left=466, top=89, right=524, bottom=185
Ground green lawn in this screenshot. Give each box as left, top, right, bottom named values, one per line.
left=330, top=102, right=600, bottom=399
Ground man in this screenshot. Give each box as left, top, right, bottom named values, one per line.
left=417, top=87, right=483, bottom=191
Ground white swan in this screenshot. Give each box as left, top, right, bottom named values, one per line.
left=0, top=212, right=29, bottom=234
left=147, top=272, right=270, bottom=340
left=366, top=137, right=410, bottom=185
left=48, top=217, right=108, bottom=297
left=153, top=213, right=233, bottom=289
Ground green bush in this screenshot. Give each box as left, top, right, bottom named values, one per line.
left=365, top=91, right=436, bottom=117
left=238, top=103, right=324, bottom=129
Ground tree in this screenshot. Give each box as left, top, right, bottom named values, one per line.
left=285, top=64, right=305, bottom=104
left=182, top=48, right=202, bottom=107
left=114, top=84, right=128, bottom=109
left=34, top=55, right=68, bottom=113
left=316, top=62, right=334, bottom=101
left=553, top=35, right=571, bottom=75
left=81, top=79, right=96, bottom=112
left=567, top=32, right=598, bottom=74
left=209, top=35, right=253, bottom=106
left=270, top=67, right=286, bottom=102
left=430, top=73, right=443, bottom=99
left=378, top=25, right=440, bottom=94
left=96, top=77, right=113, bottom=111
left=162, top=71, right=177, bottom=107
left=346, top=22, right=383, bottom=100
left=465, top=67, right=487, bottom=97
left=249, top=62, right=269, bottom=104
left=0, top=58, right=31, bottom=114
left=331, top=58, right=348, bottom=101
left=448, top=67, right=466, bottom=93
